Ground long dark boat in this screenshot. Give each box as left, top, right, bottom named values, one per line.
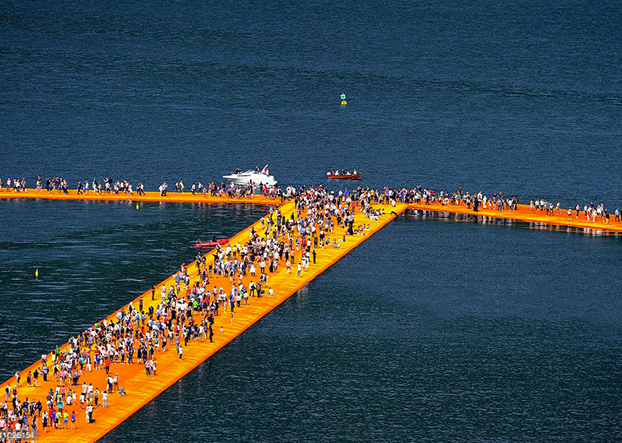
left=327, top=171, right=361, bottom=180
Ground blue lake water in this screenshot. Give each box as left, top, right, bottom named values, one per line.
left=1, top=0, right=622, bottom=440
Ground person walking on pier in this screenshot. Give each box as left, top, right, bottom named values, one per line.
left=86, top=403, right=94, bottom=423
left=32, top=414, right=38, bottom=435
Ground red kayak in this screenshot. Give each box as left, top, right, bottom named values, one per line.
left=194, top=238, right=229, bottom=249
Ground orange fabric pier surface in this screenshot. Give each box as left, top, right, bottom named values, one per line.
left=0, top=188, right=280, bottom=205
left=407, top=201, right=622, bottom=233
left=0, top=200, right=408, bottom=443
left=2, top=188, right=620, bottom=233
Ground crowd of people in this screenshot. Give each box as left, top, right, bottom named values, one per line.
left=2, top=178, right=620, bottom=438
left=327, top=169, right=358, bottom=176
left=360, top=185, right=621, bottom=226
left=0, top=177, right=27, bottom=192
left=160, top=180, right=285, bottom=200
left=2, top=175, right=621, bottom=225
left=0, top=183, right=385, bottom=438
left=0, top=175, right=299, bottom=203
left=0, top=176, right=147, bottom=196
left=1, top=179, right=621, bottom=437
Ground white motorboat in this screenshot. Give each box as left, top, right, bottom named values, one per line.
left=223, top=165, right=278, bottom=187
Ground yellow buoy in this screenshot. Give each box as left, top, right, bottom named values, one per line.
left=136, top=203, right=139, bottom=210
left=35, top=269, right=39, bottom=279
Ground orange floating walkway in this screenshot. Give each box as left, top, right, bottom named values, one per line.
left=3, top=189, right=619, bottom=234
left=0, top=188, right=281, bottom=205
left=407, top=201, right=622, bottom=233
left=0, top=200, right=408, bottom=442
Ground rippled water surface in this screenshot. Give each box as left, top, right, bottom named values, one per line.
left=1, top=0, right=622, bottom=440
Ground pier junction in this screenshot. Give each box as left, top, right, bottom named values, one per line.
left=0, top=187, right=620, bottom=442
